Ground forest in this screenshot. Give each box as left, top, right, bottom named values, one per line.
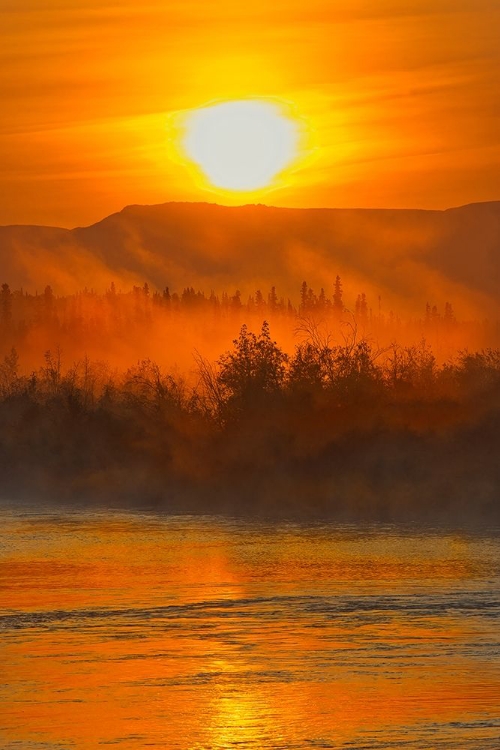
left=1, top=275, right=497, bottom=371
left=0, top=294, right=499, bottom=519
left=0, top=275, right=465, bottom=329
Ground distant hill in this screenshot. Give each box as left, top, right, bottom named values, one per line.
left=1, top=201, right=499, bottom=317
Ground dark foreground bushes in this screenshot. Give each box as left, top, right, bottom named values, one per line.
left=0, top=322, right=499, bottom=521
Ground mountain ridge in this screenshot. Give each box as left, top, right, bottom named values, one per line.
left=1, top=200, right=499, bottom=318
left=4, top=199, right=500, bottom=233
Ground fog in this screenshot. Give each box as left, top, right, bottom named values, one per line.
left=0, top=311, right=498, bottom=522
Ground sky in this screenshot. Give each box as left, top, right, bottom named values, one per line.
left=1, top=0, right=500, bottom=227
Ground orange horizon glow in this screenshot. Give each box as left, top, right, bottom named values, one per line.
left=1, top=1, right=500, bottom=227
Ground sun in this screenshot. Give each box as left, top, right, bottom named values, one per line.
left=181, top=100, right=299, bottom=192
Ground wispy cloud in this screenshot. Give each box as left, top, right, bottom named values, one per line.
left=0, top=0, right=499, bottom=223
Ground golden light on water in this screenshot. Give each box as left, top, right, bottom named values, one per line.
left=2, top=515, right=500, bottom=748
left=180, top=100, right=300, bottom=193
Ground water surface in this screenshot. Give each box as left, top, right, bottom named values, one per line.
left=1, top=509, right=499, bottom=748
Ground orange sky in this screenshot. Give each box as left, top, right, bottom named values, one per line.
left=1, top=0, right=500, bottom=227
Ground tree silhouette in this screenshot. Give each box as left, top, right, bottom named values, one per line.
left=268, top=286, right=278, bottom=312
left=217, top=321, right=288, bottom=414
left=300, top=281, right=308, bottom=313
left=333, top=275, right=343, bottom=314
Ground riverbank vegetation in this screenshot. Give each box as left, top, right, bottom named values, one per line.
left=1, top=320, right=499, bottom=520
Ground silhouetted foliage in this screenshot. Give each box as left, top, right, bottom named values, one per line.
left=0, top=320, right=498, bottom=519
left=216, top=322, right=288, bottom=418
left=0, top=276, right=496, bottom=372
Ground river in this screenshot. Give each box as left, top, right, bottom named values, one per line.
left=1, top=508, right=499, bottom=749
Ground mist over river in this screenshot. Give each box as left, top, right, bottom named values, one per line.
left=1, top=507, right=499, bottom=749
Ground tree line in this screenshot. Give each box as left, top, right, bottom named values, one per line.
left=0, top=277, right=459, bottom=332
left=0, top=321, right=498, bottom=518
left=2, top=319, right=497, bottom=415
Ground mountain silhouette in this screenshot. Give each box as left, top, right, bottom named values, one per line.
left=1, top=201, right=499, bottom=316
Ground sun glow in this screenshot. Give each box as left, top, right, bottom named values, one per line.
left=181, top=100, right=299, bottom=192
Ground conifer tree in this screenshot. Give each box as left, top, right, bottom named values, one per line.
left=333, top=275, right=343, bottom=313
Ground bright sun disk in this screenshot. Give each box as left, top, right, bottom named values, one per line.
left=182, top=100, right=298, bottom=192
